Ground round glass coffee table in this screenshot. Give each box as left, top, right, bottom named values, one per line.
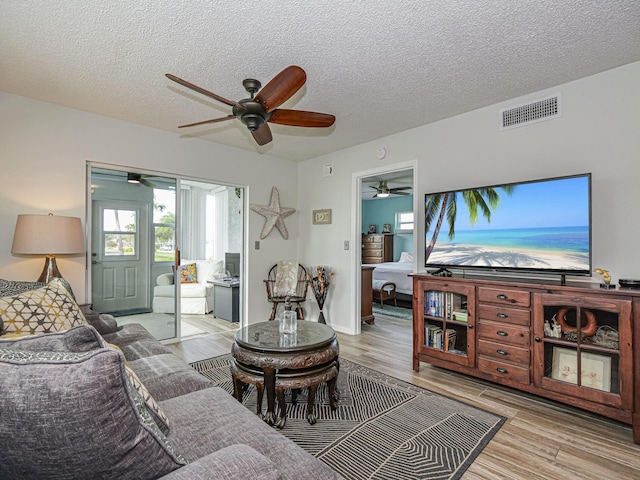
left=231, top=320, right=339, bottom=428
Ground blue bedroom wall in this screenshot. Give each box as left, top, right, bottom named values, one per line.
left=362, top=195, right=413, bottom=261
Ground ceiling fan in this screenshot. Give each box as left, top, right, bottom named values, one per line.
left=165, top=66, right=335, bottom=146
left=127, top=172, right=155, bottom=188
left=371, top=180, right=412, bottom=198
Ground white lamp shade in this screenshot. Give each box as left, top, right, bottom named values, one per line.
left=12, top=214, right=85, bottom=255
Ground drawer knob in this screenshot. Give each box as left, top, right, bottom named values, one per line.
left=496, top=349, right=508, bottom=355
left=534, top=337, right=541, bottom=342
left=497, top=294, right=509, bottom=300
left=497, top=330, right=508, bottom=336
left=496, top=367, right=508, bottom=374
left=497, top=312, right=508, bottom=318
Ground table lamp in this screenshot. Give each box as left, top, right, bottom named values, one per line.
left=11, top=213, right=85, bottom=283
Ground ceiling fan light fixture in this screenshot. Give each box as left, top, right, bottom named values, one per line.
left=127, top=173, right=141, bottom=184
left=377, top=192, right=390, bottom=198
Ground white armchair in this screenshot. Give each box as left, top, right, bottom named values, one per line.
left=152, top=259, right=225, bottom=314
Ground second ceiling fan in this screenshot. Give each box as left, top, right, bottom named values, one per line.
left=371, top=180, right=412, bottom=198
left=166, top=66, right=335, bottom=146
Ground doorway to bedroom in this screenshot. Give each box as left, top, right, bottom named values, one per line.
left=88, top=165, right=244, bottom=343
left=355, top=163, right=416, bottom=335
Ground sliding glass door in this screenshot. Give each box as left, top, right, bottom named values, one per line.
left=88, top=165, right=244, bottom=342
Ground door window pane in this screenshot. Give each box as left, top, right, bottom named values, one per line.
left=103, top=209, right=137, bottom=256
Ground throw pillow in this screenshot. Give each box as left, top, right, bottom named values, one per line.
left=0, top=324, right=104, bottom=353
left=274, top=260, right=298, bottom=296
left=178, top=263, right=197, bottom=284
left=0, top=278, right=87, bottom=337
left=0, top=345, right=186, bottom=479
left=107, top=343, right=171, bottom=434
left=0, top=278, right=46, bottom=297
left=399, top=251, right=414, bottom=263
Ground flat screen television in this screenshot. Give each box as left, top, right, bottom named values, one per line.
left=424, top=173, right=592, bottom=280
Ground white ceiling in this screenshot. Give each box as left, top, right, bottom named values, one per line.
left=2, top=1, right=640, bottom=162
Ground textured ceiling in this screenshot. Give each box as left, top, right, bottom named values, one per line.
left=2, top=1, right=640, bottom=162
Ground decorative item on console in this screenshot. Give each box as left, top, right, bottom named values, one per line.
left=307, top=266, right=334, bottom=324
left=547, top=308, right=619, bottom=349
left=595, top=268, right=612, bottom=289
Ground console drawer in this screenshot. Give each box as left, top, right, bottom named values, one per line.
left=478, top=357, right=530, bottom=384
left=477, top=339, right=530, bottom=366
left=478, top=320, right=530, bottom=347
left=478, top=287, right=530, bottom=307
left=477, top=304, right=530, bottom=326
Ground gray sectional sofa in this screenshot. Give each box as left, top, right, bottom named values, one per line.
left=0, top=280, right=342, bottom=480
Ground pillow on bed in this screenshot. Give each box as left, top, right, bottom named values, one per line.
left=399, top=252, right=414, bottom=263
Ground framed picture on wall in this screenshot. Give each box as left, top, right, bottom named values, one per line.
left=312, top=209, right=332, bottom=225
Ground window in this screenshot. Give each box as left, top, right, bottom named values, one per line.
left=395, top=211, right=414, bottom=234
left=103, top=209, right=137, bottom=257
left=153, top=188, right=176, bottom=262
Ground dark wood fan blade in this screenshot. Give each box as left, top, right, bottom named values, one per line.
left=255, top=66, right=306, bottom=113
left=392, top=191, right=411, bottom=196
left=389, top=186, right=412, bottom=192
left=178, top=115, right=235, bottom=128
left=251, top=123, right=273, bottom=146
left=166, top=74, right=246, bottom=110
left=268, top=109, right=335, bottom=127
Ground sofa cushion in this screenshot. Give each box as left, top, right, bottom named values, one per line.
left=159, top=387, right=342, bottom=480
left=178, top=263, right=197, bottom=283
left=0, top=342, right=186, bottom=480
left=0, top=278, right=86, bottom=337
left=102, top=323, right=175, bottom=359
left=128, top=353, right=213, bottom=402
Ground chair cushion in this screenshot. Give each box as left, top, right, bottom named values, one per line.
left=372, top=280, right=396, bottom=293
left=0, top=278, right=86, bottom=337
left=274, top=260, right=299, bottom=296
left=0, top=333, right=186, bottom=480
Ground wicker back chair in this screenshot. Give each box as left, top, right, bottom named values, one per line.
left=264, top=263, right=309, bottom=320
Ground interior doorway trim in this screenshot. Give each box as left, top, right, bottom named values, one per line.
left=350, top=160, right=418, bottom=335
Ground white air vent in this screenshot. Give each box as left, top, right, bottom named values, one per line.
left=500, top=93, right=561, bottom=130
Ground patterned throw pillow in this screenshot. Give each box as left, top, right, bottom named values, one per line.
left=107, top=343, right=170, bottom=434
left=178, top=263, right=197, bottom=283
left=0, top=279, right=46, bottom=297
left=0, top=278, right=86, bottom=337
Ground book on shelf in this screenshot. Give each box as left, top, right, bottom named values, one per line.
left=452, top=310, right=468, bottom=322
left=444, top=328, right=457, bottom=351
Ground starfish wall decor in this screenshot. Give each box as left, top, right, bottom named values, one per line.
left=250, top=187, right=295, bottom=240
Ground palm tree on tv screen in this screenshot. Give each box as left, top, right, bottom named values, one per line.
left=425, top=185, right=515, bottom=262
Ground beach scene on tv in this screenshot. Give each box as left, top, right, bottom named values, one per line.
left=424, top=176, right=590, bottom=272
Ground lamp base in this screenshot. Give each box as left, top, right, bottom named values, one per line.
left=37, top=255, right=62, bottom=284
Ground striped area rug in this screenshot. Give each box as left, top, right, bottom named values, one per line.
left=190, top=355, right=504, bottom=480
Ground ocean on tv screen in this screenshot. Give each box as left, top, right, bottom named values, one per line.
left=426, top=226, right=590, bottom=271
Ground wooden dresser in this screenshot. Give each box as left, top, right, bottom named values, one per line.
left=362, top=234, right=393, bottom=264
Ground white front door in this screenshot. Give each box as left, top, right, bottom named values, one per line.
left=91, top=200, right=149, bottom=313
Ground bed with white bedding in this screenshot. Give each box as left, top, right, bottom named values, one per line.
left=363, top=251, right=415, bottom=299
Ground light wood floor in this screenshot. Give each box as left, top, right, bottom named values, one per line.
left=168, top=315, right=640, bottom=480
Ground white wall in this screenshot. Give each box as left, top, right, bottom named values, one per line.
left=0, top=92, right=300, bottom=323
left=298, top=61, right=640, bottom=334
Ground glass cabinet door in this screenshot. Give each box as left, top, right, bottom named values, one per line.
left=533, top=294, right=632, bottom=408
left=418, top=282, right=475, bottom=367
